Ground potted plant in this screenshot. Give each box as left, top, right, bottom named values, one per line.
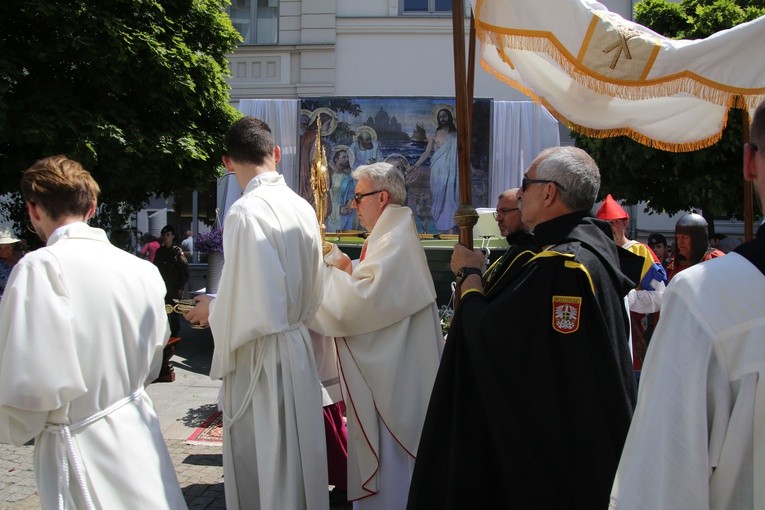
left=195, top=228, right=224, bottom=293
left=195, top=228, right=223, bottom=257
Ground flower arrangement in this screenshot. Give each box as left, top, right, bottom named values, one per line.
left=195, top=228, right=223, bottom=255
left=438, top=305, right=454, bottom=339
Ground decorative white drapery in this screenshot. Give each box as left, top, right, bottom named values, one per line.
left=489, top=101, right=560, bottom=207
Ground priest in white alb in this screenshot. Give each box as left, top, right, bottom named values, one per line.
left=311, top=162, right=444, bottom=508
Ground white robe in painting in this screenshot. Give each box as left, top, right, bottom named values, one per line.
left=311, top=205, right=444, bottom=502
left=208, top=171, right=328, bottom=510
left=610, top=252, right=765, bottom=509
left=428, top=131, right=458, bottom=231
left=0, top=222, right=186, bottom=510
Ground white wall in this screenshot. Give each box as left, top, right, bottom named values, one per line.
left=334, top=16, right=528, bottom=100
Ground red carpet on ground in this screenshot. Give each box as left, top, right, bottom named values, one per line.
left=186, top=410, right=223, bottom=446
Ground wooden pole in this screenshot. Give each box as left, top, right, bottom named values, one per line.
left=743, top=108, right=754, bottom=242
left=452, top=0, right=478, bottom=249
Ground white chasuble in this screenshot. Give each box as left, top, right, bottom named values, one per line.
left=312, top=205, right=444, bottom=501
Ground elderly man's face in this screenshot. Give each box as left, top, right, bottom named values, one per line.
left=517, top=166, right=546, bottom=230
left=495, top=194, right=523, bottom=237
left=351, top=176, right=386, bottom=231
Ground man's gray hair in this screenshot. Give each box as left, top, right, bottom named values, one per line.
left=534, top=146, right=601, bottom=211
left=498, top=188, right=520, bottom=200
left=352, top=162, right=407, bottom=205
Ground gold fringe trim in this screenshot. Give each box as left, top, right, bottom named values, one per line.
left=475, top=21, right=765, bottom=110
left=480, top=59, right=725, bottom=153
left=475, top=21, right=765, bottom=152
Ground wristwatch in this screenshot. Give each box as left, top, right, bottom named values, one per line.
left=456, top=266, right=482, bottom=283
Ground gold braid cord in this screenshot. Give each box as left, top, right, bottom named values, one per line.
left=310, top=117, right=332, bottom=254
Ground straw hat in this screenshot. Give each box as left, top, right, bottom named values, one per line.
left=0, top=228, right=20, bottom=245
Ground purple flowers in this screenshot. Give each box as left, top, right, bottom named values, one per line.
left=195, top=228, right=223, bottom=254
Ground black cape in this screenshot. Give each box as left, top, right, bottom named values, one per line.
left=734, top=222, right=765, bottom=276
left=482, top=229, right=538, bottom=298
left=408, top=211, right=637, bottom=509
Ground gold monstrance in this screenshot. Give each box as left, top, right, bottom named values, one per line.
left=310, top=117, right=332, bottom=255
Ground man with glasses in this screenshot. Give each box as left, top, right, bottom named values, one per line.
left=482, top=187, right=538, bottom=296
left=409, top=146, right=637, bottom=509
left=610, top=100, right=765, bottom=510
left=312, top=162, right=444, bottom=509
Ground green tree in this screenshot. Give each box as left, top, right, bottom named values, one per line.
left=0, top=0, right=241, bottom=242
left=573, top=0, right=765, bottom=232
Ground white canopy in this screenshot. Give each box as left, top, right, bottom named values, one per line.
left=472, top=0, right=765, bottom=151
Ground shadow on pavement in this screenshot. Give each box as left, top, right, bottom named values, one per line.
left=181, top=403, right=219, bottom=428
left=173, top=321, right=216, bottom=376
left=183, top=454, right=224, bottom=467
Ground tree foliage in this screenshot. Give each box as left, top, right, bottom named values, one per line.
left=573, top=0, right=765, bottom=229
left=0, top=0, right=242, bottom=239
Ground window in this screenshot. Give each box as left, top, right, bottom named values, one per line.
left=403, top=0, right=452, bottom=14
left=228, top=0, right=279, bottom=45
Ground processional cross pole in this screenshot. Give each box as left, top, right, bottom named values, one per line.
left=452, top=0, right=478, bottom=250
left=451, top=0, right=479, bottom=307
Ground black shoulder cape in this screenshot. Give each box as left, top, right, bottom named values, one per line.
left=408, top=211, right=637, bottom=509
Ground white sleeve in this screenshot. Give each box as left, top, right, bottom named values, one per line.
left=626, top=279, right=666, bottom=314
left=611, top=279, right=726, bottom=509
left=0, top=257, right=87, bottom=445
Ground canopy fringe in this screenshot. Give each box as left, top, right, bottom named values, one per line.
left=478, top=25, right=765, bottom=112
left=479, top=59, right=725, bottom=153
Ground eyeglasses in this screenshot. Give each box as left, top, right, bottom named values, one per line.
left=493, top=207, right=519, bottom=220
left=353, top=190, right=383, bottom=205
left=521, top=176, right=567, bottom=192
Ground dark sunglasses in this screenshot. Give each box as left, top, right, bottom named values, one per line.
left=521, top=176, right=567, bottom=192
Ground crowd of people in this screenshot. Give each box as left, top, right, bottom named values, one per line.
left=0, top=102, right=763, bottom=509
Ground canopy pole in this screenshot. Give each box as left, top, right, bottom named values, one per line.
left=743, top=107, right=754, bottom=242
left=452, top=0, right=478, bottom=250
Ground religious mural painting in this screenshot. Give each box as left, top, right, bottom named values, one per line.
left=298, top=97, right=491, bottom=234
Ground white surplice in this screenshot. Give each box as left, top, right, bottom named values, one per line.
left=208, top=171, right=328, bottom=510
left=311, top=205, right=445, bottom=502
left=0, top=222, right=186, bottom=510
left=610, top=252, right=765, bottom=509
